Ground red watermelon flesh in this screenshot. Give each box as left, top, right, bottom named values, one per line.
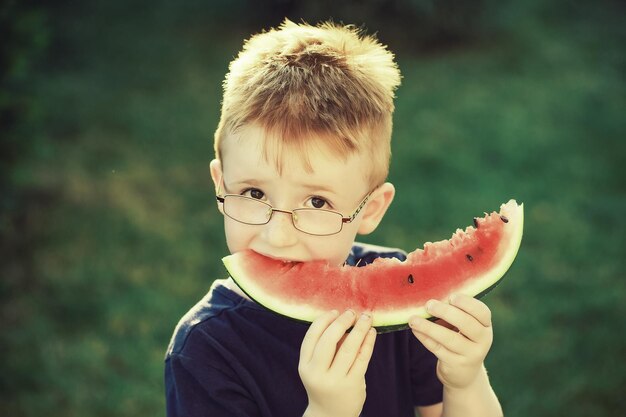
left=223, top=199, right=523, bottom=332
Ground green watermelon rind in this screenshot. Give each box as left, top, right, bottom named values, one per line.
left=370, top=200, right=524, bottom=331
left=224, top=200, right=524, bottom=333
left=219, top=273, right=509, bottom=334
left=224, top=251, right=515, bottom=334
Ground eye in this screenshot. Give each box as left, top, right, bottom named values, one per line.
left=309, top=196, right=330, bottom=209
left=242, top=188, right=265, bottom=200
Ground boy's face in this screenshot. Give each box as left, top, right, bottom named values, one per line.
left=211, top=124, right=394, bottom=266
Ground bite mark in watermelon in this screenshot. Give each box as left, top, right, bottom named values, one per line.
left=222, top=199, right=523, bottom=332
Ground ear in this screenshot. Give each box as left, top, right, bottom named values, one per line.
left=209, top=159, right=224, bottom=214
left=357, top=182, right=395, bottom=235
left=209, top=159, right=222, bottom=191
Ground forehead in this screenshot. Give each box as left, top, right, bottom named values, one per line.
left=220, top=124, right=370, bottom=194
left=222, top=123, right=348, bottom=171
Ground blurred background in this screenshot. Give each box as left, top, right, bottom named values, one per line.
left=1, top=0, right=624, bottom=416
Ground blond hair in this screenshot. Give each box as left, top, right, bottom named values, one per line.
left=214, top=19, right=401, bottom=187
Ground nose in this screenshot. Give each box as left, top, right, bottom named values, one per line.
left=261, top=210, right=298, bottom=248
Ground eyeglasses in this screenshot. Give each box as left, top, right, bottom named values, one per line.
left=215, top=181, right=372, bottom=236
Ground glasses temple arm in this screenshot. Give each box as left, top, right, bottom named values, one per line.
left=341, top=192, right=372, bottom=223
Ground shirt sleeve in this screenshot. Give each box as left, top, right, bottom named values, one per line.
left=409, top=335, right=444, bottom=406
left=165, top=352, right=260, bottom=417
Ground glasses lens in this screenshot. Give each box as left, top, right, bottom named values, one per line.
left=223, top=195, right=271, bottom=225
left=293, top=209, right=343, bottom=235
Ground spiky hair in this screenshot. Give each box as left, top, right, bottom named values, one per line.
left=214, top=19, right=401, bottom=186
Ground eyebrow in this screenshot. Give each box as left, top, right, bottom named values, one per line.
left=222, top=178, right=263, bottom=193
left=225, top=178, right=339, bottom=196
left=297, top=183, right=339, bottom=196
left=226, top=178, right=263, bottom=187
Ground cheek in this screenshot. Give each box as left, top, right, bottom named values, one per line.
left=305, top=227, right=359, bottom=265
left=332, top=223, right=362, bottom=263
left=223, top=220, right=255, bottom=253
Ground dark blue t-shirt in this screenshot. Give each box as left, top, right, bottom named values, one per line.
left=165, top=243, right=443, bottom=417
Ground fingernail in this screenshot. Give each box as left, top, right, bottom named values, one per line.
left=449, top=294, right=457, bottom=304
left=426, top=300, right=436, bottom=312
left=360, top=313, right=371, bottom=321
left=345, top=309, right=355, bottom=317
left=331, top=309, right=339, bottom=316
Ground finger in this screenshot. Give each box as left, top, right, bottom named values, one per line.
left=409, top=316, right=472, bottom=355
left=411, top=327, right=462, bottom=364
left=347, top=327, right=377, bottom=377
left=300, top=310, right=340, bottom=364
left=310, top=310, right=358, bottom=369
left=449, top=294, right=492, bottom=327
left=332, top=313, right=373, bottom=375
left=426, top=300, right=484, bottom=342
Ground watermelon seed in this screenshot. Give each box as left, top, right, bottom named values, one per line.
left=408, top=274, right=414, bottom=284
left=466, top=254, right=473, bottom=262
left=500, top=215, right=509, bottom=223
left=473, top=217, right=479, bottom=228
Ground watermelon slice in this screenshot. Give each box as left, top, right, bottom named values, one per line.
left=223, top=199, right=523, bottom=332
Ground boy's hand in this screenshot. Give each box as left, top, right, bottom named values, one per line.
left=409, top=294, right=493, bottom=390
left=299, top=310, right=376, bottom=417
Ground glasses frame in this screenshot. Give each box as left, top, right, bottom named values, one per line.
left=215, top=178, right=373, bottom=236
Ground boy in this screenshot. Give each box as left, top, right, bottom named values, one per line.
left=165, top=19, right=503, bottom=417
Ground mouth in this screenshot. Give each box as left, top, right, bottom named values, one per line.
left=252, top=250, right=302, bottom=264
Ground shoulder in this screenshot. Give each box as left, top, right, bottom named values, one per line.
left=165, top=280, right=250, bottom=358
left=347, top=241, right=407, bottom=266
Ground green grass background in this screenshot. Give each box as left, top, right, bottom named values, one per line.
left=2, top=1, right=624, bottom=416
